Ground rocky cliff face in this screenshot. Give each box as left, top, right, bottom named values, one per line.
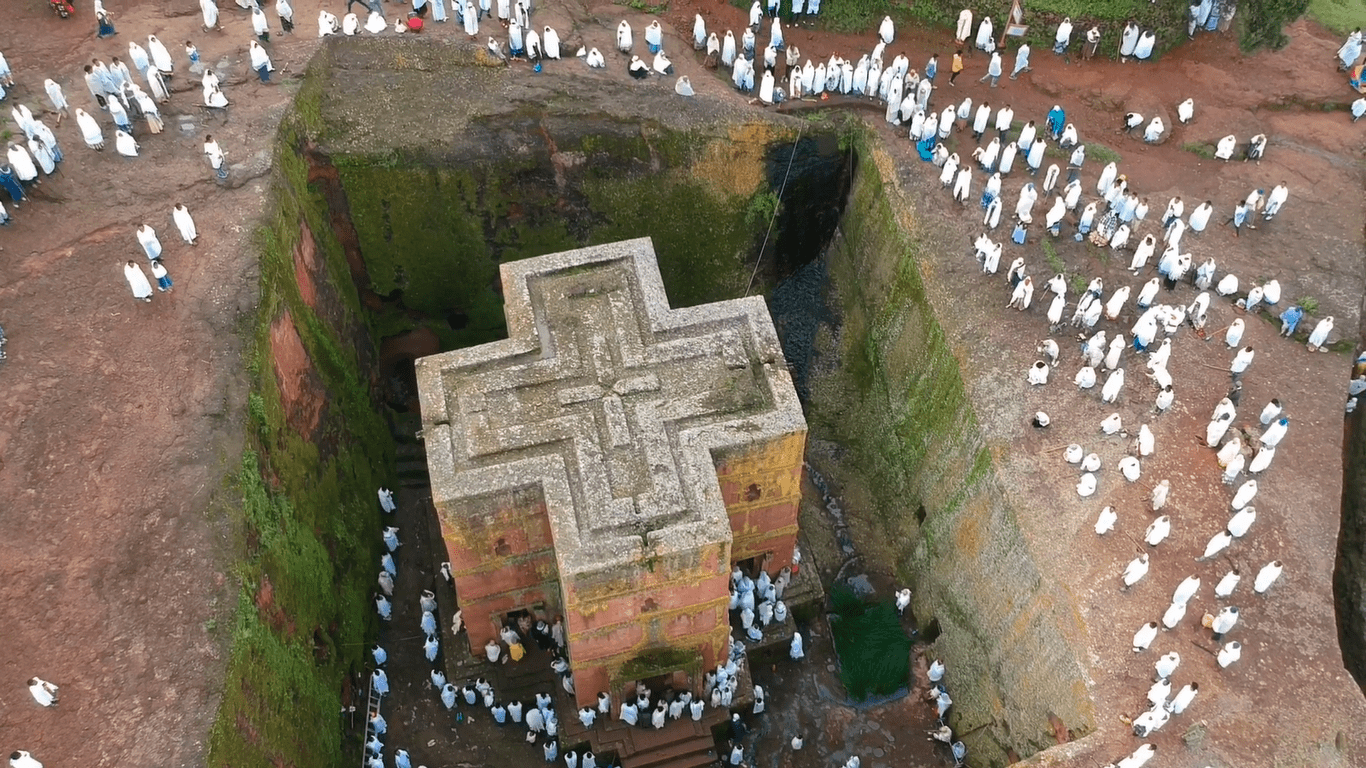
left=804, top=143, right=1095, bottom=765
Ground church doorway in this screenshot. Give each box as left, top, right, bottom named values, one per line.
left=734, top=555, right=761, bottom=579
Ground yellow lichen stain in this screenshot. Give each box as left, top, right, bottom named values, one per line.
left=952, top=498, right=986, bottom=557
left=689, top=123, right=788, bottom=199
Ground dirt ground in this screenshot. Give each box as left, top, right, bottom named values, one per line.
left=0, top=1, right=1362, bottom=768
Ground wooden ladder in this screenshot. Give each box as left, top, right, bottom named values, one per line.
left=360, top=679, right=384, bottom=768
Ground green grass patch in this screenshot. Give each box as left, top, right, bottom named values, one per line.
left=617, top=0, right=670, bottom=13
left=1087, top=142, right=1122, bottom=165
left=1042, top=237, right=1066, bottom=274
left=208, top=64, right=396, bottom=768
left=829, top=585, right=912, bottom=699
left=821, top=0, right=893, bottom=34
left=1308, top=0, right=1366, bottom=33
left=1183, top=141, right=1217, bottom=160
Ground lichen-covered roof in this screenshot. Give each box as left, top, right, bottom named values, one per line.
left=417, top=237, right=806, bottom=576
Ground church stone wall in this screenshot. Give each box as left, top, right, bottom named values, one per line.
left=716, top=435, right=807, bottom=570
left=417, top=238, right=807, bottom=710
left=432, top=483, right=561, bottom=654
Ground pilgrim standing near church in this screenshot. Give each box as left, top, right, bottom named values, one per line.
left=204, top=134, right=228, bottom=181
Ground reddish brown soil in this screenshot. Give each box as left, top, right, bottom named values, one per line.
left=0, top=2, right=309, bottom=766
left=0, top=2, right=1361, bottom=768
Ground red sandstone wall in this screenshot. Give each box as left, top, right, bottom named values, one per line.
left=559, top=544, right=732, bottom=708
left=439, top=490, right=562, bottom=653
left=715, top=432, right=805, bottom=570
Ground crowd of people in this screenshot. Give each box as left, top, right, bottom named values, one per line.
left=0, top=1, right=279, bottom=305
left=6, top=2, right=1359, bottom=767
left=368, top=486, right=811, bottom=766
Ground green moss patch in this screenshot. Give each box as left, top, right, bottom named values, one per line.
left=829, top=586, right=912, bottom=699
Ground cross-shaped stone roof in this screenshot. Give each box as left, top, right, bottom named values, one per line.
left=416, top=238, right=806, bottom=578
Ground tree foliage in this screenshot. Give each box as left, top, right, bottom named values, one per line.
left=1240, top=0, right=1312, bottom=50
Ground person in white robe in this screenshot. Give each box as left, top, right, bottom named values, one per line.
left=250, top=41, right=274, bottom=82
left=7, top=143, right=37, bottom=183
left=319, top=10, right=340, bottom=36
left=28, top=138, right=55, bottom=175
left=44, top=79, right=70, bottom=114
left=1339, top=29, right=1361, bottom=70
left=432, top=0, right=447, bottom=22
left=125, top=261, right=154, bottom=302
left=75, top=108, right=104, bottom=150
left=343, top=13, right=360, bottom=34
left=173, top=204, right=198, bottom=244
left=1188, top=200, right=1213, bottom=231
left=11, top=105, right=36, bottom=139
left=128, top=41, right=151, bottom=78
left=137, top=224, right=163, bottom=260
left=252, top=6, right=271, bottom=41
left=1026, top=138, right=1046, bottom=173
left=366, top=12, right=387, bottom=33
left=148, top=36, right=174, bottom=76
left=107, top=95, right=132, bottom=133
left=202, top=0, right=221, bottom=30
left=32, top=120, right=61, bottom=163
left=1134, top=31, right=1156, bottom=59
left=1120, top=22, right=1139, bottom=59
left=204, top=134, right=228, bottom=180
left=759, top=71, right=775, bottom=104
left=114, top=130, right=139, bottom=157
left=1263, top=183, right=1288, bottom=219
left=1054, top=17, right=1072, bottom=54
left=955, top=8, right=972, bottom=45
left=110, top=58, right=133, bottom=92
left=276, top=0, right=295, bottom=33
left=204, top=82, right=229, bottom=108
left=128, top=85, right=162, bottom=133
left=146, top=65, right=170, bottom=103
left=974, top=17, right=995, bottom=53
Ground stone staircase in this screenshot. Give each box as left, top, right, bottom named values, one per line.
left=556, top=690, right=726, bottom=768
left=392, top=412, right=430, bottom=490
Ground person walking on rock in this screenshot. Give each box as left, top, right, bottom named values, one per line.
left=204, top=134, right=228, bottom=182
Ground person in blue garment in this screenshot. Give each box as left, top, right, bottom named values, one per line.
left=1046, top=105, right=1065, bottom=140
